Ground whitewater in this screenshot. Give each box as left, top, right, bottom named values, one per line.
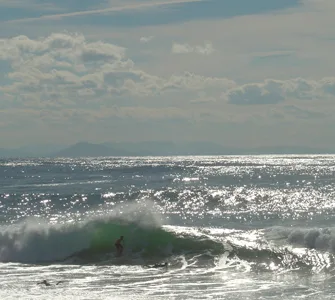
left=1, top=155, right=335, bottom=299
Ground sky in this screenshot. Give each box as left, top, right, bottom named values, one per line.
left=1, top=0, right=335, bottom=149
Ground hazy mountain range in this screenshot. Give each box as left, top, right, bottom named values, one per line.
left=0, top=141, right=334, bottom=158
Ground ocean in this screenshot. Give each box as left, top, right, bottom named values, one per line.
left=1, top=155, right=335, bottom=299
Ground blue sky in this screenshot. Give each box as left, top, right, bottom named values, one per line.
left=1, top=0, right=335, bottom=149
left=1, top=0, right=300, bottom=24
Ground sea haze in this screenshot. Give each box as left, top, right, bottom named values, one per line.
left=1, top=141, right=334, bottom=158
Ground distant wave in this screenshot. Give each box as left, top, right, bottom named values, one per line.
left=265, top=226, right=335, bottom=253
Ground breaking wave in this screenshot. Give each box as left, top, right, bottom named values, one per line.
left=0, top=201, right=224, bottom=264
left=0, top=202, right=334, bottom=274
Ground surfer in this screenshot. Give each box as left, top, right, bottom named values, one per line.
left=37, top=280, right=64, bottom=286
left=115, top=236, right=124, bottom=255
left=37, top=280, right=51, bottom=286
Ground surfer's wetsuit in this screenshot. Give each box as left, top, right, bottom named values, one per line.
left=115, top=236, right=124, bottom=254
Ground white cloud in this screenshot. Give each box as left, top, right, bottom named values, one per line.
left=1, top=31, right=335, bottom=137
left=165, top=72, right=235, bottom=92
left=225, top=80, right=286, bottom=105
left=140, top=36, right=154, bottom=43
left=224, top=77, right=335, bottom=105
left=171, top=43, right=192, bottom=54
left=0, top=33, right=233, bottom=106
left=172, top=42, right=215, bottom=55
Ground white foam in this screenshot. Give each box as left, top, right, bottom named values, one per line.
left=266, top=226, right=335, bottom=253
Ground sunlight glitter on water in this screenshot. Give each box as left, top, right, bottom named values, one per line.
left=2, top=156, right=335, bottom=299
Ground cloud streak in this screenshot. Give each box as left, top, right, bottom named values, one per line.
left=172, top=42, right=215, bottom=55
left=3, top=0, right=204, bottom=24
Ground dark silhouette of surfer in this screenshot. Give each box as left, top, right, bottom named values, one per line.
left=115, top=236, right=124, bottom=255
left=147, top=262, right=168, bottom=268
left=37, top=280, right=64, bottom=286
left=37, top=280, right=51, bottom=286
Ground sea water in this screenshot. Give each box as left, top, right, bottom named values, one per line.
left=1, top=155, right=335, bottom=299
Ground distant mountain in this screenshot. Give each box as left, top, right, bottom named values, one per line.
left=176, top=141, right=228, bottom=155
left=0, top=148, right=32, bottom=158
left=243, top=146, right=333, bottom=155
left=52, top=142, right=133, bottom=157
left=104, top=141, right=176, bottom=156
left=105, top=141, right=229, bottom=156
left=18, top=144, right=67, bottom=156
left=1, top=142, right=334, bottom=158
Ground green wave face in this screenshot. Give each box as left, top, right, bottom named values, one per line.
left=86, top=221, right=225, bottom=259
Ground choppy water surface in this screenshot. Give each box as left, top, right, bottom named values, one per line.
left=1, top=155, right=335, bottom=299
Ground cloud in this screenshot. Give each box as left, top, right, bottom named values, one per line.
left=282, top=105, right=328, bottom=119
left=251, top=50, right=295, bottom=59
left=225, top=79, right=286, bottom=105
left=3, top=0, right=204, bottom=24
left=172, top=42, right=215, bottom=55
left=224, top=77, right=335, bottom=105
left=140, top=36, right=154, bottom=43
left=0, top=33, right=233, bottom=110
left=1, top=31, right=335, bottom=134
left=190, top=97, right=216, bottom=104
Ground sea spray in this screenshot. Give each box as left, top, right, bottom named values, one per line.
left=0, top=217, right=91, bottom=263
